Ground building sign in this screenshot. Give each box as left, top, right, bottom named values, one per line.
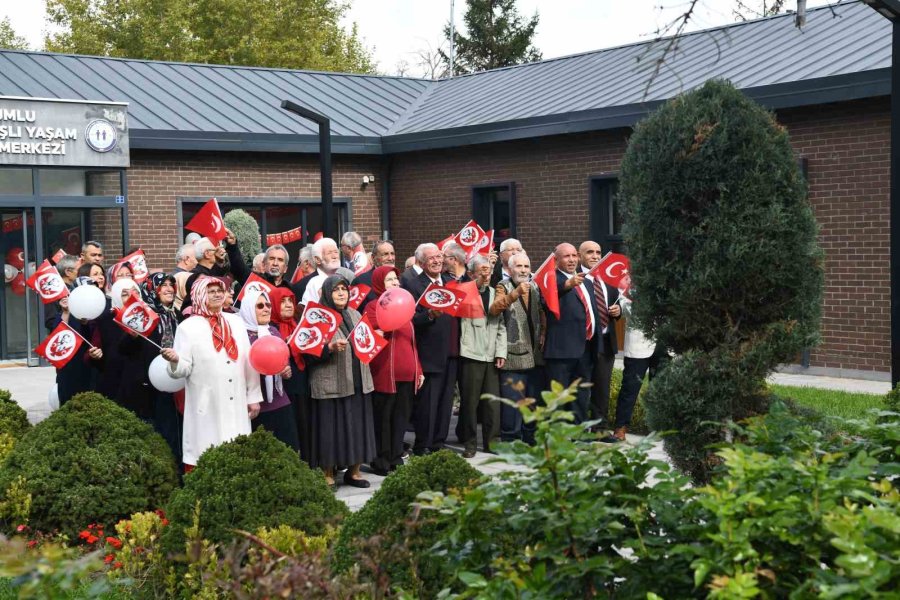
left=0, top=97, right=129, bottom=167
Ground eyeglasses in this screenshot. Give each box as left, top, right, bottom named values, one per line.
left=255, top=302, right=271, bottom=309
left=207, top=288, right=225, bottom=296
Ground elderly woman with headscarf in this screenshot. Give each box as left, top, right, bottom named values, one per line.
left=268, top=286, right=307, bottom=452
left=239, top=288, right=300, bottom=452
left=105, top=261, right=134, bottom=294
left=161, top=276, right=262, bottom=470
left=304, top=274, right=377, bottom=488
left=93, top=277, right=155, bottom=419
left=364, top=266, right=423, bottom=475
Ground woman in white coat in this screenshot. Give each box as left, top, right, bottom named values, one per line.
left=161, top=276, right=262, bottom=470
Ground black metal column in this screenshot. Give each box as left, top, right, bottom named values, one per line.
left=280, top=101, right=335, bottom=240
left=892, top=21, right=900, bottom=387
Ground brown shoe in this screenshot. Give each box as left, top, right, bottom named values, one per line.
left=613, top=426, right=627, bottom=441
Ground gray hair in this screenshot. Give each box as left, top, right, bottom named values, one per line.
left=372, top=239, right=393, bottom=255
left=194, top=237, right=215, bottom=259
left=467, top=254, right=490, bottom=272
left=341, top=231, right=362, bottom=248
left=499, top=238, right=522, bottom=253
left=442, top=242, right=466, bottom=264
left=414, top=243, right=438, bottom=263
left=175, top=243, right=195, bottom=264
left=81, top=240, right=103, bottom=254
left=508, top=252, right=530, bottom=269
left=298, top=246, right=314, bottom=265
left=56, top=254, right=79, bottom=275
left=311, top=237, right=337, bottom=260
left=265, top=244, right=289, bottom=263
left=251, top=252, right=266, bottom=271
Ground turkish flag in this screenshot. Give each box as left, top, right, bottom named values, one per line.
left=348, top=283, right=371, bottom=311
left=312, top=232, right=323, bottom=242
left=50, top=249, right=66, bottom=265
left=290, top=262, right=305, bottom=285
left=236, top=273, right=275, bottom=302
left=114, top=292, right=160, bottom=336
left=453, top=220, right=488, bottom=260
left=118, top=249, right=149, bottom=284
left=287, top=301, right=343, bottom=358
left=266, top=233, right=275, bottom=247
left=533, top=253, right=560, bottom=319
left=36, top=322, right=83, bottom=368
left=417, top=282, right=467, bottom=317
left=445, top=279, right=486, bottom=319
left=288, top=227, right=302, bottom=242
left=185, top=198, right=227, bottom=244
left=350, top=314, right=387, bottom=364
left=25, top=259, right=69, bottom=304
left=590, top=253, right=632, bottom=297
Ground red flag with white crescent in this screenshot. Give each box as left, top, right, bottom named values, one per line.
left=348, top=283, right=371, bottom=311
left=417, top=282, right=467, bottom=317
left=117, top=249, right=149, bottom=284
left=50, top=248, right=66, bottom=265
left=35, top=322, right=83, bottom=368
left=237, top=273, right=275, bottom=302
left=185, top=198, right=227, bottom=244
left=590, top=253, right=632, bottom=298
left=350, top=314, right=387, bottom=364
left=533, top=253, right=560, bottom=319
left=25, top=259, right=69, bottom=304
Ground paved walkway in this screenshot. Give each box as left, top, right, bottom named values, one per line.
left=0, top=364, right=890, bottom=510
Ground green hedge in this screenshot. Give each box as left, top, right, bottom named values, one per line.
left=0, top=392, right=178, bottom=536
left=162, top=429, right=348, bottom=555
left=0, top=390, right=29, bottom=441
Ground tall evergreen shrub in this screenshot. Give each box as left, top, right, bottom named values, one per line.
left=618, top=79, right=823, bottom=481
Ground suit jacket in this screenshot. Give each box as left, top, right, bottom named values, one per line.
left=542, top=270, right=596, bottom=360
left=489, top=260, right=510, bottom=288
left=400, top=266, right=421, bottom=289
left=403, top=270, right=456, bottom=374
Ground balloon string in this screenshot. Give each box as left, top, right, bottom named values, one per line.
left=61, top=321, right=96, bottom=349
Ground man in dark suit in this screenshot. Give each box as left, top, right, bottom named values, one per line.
left=542, top=242, right=596, bottom=423
left=354, top=240, right=396, bottom=313
left=579, top=241, right=622, bottom=430
left=402, top=242, right=459, bottom=455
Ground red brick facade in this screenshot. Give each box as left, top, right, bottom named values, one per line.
left=388, top=97, right=892, bottom=374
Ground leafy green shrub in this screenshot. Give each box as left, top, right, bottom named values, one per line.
left=0, top=390, right=29, bottom=442
left=223, top=208, right=261, bottom=268
left=0, top=392, right=178, bottom=536
left=161, top=429, right=347, bottom=555
left=619, top=79, right=823, bottom=481
left=255, top=524, right=334, bottom=557
left=884, top=383, right=900, bottom=414
left=332, top=450, right=480, bottom=595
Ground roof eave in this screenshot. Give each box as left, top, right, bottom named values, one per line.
left=381, top=69, right=891, bottom=154
left=130, top=130, right=384, bottom=155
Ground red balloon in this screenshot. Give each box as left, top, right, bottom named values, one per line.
left=249, top=335, right=290, bottom=376
left=375, top=287, right=416, bottom=332
left=9, top=273, right=26, bottom=296
left=5, top=247, right=24, bottom=270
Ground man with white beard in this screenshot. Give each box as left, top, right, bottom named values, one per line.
left=301, top=237, right=342, bottom=306
left=490, top=252, right=545, bottom=444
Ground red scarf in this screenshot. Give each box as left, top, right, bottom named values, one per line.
left=191, top=276, right=239, bottom=360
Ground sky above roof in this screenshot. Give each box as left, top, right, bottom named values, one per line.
left=4, top=0, right=839, bottom=77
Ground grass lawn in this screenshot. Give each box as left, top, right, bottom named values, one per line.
left=769, top=384, right=885, bottom=421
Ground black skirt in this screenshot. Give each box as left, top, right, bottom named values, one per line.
left=252, top=403, right=300, bottom=452
left=300, top=389, right=376, bottom=470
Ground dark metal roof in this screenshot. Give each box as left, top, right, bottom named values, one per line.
left=0, top=1, right=889, bottom=154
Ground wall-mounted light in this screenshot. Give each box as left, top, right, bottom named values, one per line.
left=362, top=174, right=376, bottom=186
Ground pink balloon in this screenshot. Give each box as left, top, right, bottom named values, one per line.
left=249, top=335, right=289, bottom=376
left=375, top=287, right=416, bottom=332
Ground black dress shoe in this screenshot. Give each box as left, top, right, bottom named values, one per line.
left=369, top=465, right=391, bottom=477
left=343, top=474, right=371, bottom=488
left=462, top=448, right=476, bottom=459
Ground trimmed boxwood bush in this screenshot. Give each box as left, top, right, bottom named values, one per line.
left=331, top=449, right=480, bottom=595
left=0, top=392, right=178, bottom=536
left=619, top=79, right=823, bottom=481
left=223, top=208, right=261, bottom=267
left=162, top=429, right=348, bottom=555
left=0, top=389, right=29, bottom=440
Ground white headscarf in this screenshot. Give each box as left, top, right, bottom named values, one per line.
left=239, top=289, right=281, bottom=402
left=110, top=278, right=140, bottom=310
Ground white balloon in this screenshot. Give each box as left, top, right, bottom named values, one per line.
left=48, top=384, right=59, bottom=410
left=3, top=264, right=17, bottom=283
left=148, top=355, right=185, bottom=392
left=68, top=285, right=107, bottom=320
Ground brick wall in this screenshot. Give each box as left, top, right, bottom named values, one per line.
left=124, top=151, right=384, bottom=270
left=389, top=97, right=891, bottom=374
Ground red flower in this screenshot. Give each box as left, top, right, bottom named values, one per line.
left=113, top=561, right=123, bottom=569
left=78, top=530, right=92, bottom=540
left=105, top=536, right=123, bottom=550
left=26, top=540, right=37, bottom=548
left=15, top=524, right=27, bottom=533
left=154, top=509, right=166, bottom=519
left=103, top=553, right=115, bottom=564
left=85, top=534, right=99, bottom=544
left=161, top=518, right=169, bottom=526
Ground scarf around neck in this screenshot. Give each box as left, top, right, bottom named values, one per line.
left=191, top=276, right=238, bottom=360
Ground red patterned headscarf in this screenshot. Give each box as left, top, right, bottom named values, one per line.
left=190, top=276, right=238, bottom=360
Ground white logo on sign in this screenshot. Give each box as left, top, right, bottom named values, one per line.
left=306, top=308, right=337, bottom=332
left=354, top=322, right=375, bottom=354
left=459, top=226, right=479, bottom=246
left=294, top=326, right=322, bottom=351
left=85, top=119, right=118, bottom=153
left=36, top=272, right=64, bottom=297
left=47, top=331, right=76, bottom=361
left=425, top=289, right=455, bottom=308
left=122, top=304, right=152, bottom=334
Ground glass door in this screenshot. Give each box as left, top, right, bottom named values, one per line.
left=1, top=209, right=40, bottom=363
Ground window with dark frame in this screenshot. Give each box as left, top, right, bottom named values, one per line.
left=589, top=175, right=624, bottom=254
left=472, top=183, right=516, bottom=251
